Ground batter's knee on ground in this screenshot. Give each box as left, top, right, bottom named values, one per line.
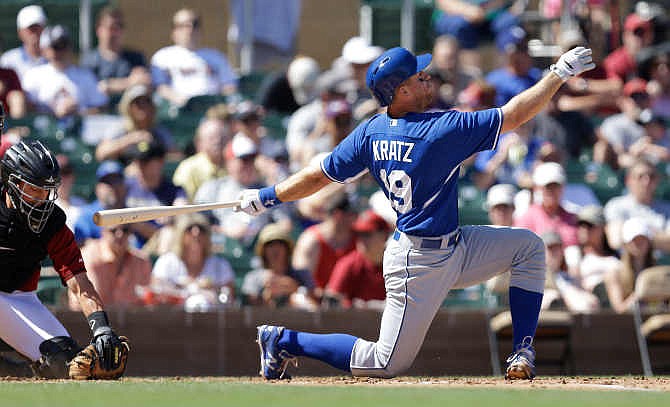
left=33, top=336, right=81, bottom=379
left=509, top=229, right=546, bottom=294
left=350, top=339, right=415, bottom=378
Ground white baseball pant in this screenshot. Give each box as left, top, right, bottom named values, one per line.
left=0, top=290, right=70, bottom=361
left=350, top=225, right=545, bottom=377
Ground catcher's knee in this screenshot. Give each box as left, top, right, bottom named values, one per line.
left=34, top=336, right=81, bottom=379
left=0, top=354, right=35, bottom=377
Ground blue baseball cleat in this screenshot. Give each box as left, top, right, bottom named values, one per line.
left=256, top=325, right=297, bottom=380
left=505, top=336, right=536, bottom=380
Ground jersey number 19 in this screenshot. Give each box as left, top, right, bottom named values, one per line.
left=380, top=169, right=412, bottom=214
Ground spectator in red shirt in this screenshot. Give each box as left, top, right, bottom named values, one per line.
left=603, top=13, right=654, bottom=83
left=0, top=67, right=26, bottom=118
left=514, top=162, right=578, bottom=248
left=292, top=192, right=357, bottom=295
left=325, top=209, right=391, bottom=309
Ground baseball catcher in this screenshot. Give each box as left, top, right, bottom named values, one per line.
left=0, top=116, right=129, bottom=380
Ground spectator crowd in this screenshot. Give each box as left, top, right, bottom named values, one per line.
left=2, top=2, right=670, bottom=315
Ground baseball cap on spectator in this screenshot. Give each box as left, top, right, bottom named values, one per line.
left=324, top=191, right=354, bottom=214
left=225, top=134, right=257, bottom=160
left=128, top=140, right=166, bottom=162
left=457, top=80, right=497, bottom=110
left=325, top=99, right=352, bottom=118
left=638, top=109, right=665, bottom=126
left=496, top=27, right=527, bottom=53
left=40, top=25, right=70, bottom=50
left=577, top=205, right=606, bottom=226
left=622, top=218, right=652, bottom=243
left=352, top=209, right=391, bottom=233
left=315, top=70, right=350, bottom=97
left=486, top=184, right=517, bottom=209
left=342, top=37, right=384, bottom=65
left=559, top=28, right=586, bottom=51
left=96, top=160, right=124, bottom=183
left=0, top=134, right=19, bottom=159
left=261, top=140, right=289, bottom=163
left=532, top=162, right=566, bottom=186
left=233, top=101, right=263, bottom=122
left=118, top=84, right=152, bottom=116
left=17, top=5, right=47, bottom=30
left=624, top=13, right=652, bottom=33
left=287, top=56, right=321, bottom=105
left=623, top=78, right=648, bottom=97
left=541, top=230, right=563, bottom=247
left=255, top=222, right=294, bottom=257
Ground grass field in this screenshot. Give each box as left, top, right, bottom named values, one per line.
left=1, top=377, right=669, bottom=407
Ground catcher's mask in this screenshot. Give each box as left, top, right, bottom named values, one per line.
left=1, top=141, right=60, bottom=233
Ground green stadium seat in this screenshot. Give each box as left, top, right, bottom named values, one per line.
left=585, top=164, right=624, bottom=204
left=37, top=269, right=66, bottom=307
left=180, top=95, right=228, bottom=115
left=458, top=184, right=489, bottom=226
left=360, top=0, right=435, bottom=52
left=211, top=234, right=257, bottom=277
left=160, top=113, right=202, bottom=154
left=442, top=285, right=488, bottom=309
left=238, top=71, right=268, bottom=101
left=262, top=112, right=289, bottom=140
left=565, top=158, right=586, bottom=184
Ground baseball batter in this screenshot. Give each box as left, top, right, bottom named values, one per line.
left=0, top=106, right=128, bottom=379
left=238, top=46, right=595, bottom=380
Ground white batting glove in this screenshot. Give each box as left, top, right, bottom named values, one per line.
left=235, top=189, right=267, bottom=216
left=550, top=47, right=596, bottom=82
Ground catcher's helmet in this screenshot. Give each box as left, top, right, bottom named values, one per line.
left=365, top=47, right=432, bottom=107
left=1, top=140, right=60, bottom=233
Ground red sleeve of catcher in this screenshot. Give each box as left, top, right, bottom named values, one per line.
left=47, top=225, right=87, bottom=285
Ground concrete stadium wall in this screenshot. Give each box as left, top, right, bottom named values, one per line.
left=55, top=308, right=667, bottom=377
left=118, top=0, right=359, bottom=70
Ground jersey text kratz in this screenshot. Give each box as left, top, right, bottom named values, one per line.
left=372, top=140, right=414, bottom=162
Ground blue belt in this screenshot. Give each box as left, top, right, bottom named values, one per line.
left=392, top=229, right=460, bottom=249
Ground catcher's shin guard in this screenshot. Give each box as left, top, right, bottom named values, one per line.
left=0, top=354, right=34, bottom=377
left=34, top=336, right=81, bottom=379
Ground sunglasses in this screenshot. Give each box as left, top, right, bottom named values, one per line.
left=174, top=19, right=200, bottom=29
left=186, top=224, right=208, bottom=234
left=109, top=226, right=131, bottom=235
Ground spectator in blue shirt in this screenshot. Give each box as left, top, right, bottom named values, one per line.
left=486, top=28, right=542, bottom=106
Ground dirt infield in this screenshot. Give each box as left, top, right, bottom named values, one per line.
left=2, top=376, right=669, bottom=391
left=134, top=376, right=670, bottom=391
left=245, top=376, right=670, bottom=391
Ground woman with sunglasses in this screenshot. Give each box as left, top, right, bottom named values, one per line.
left=151, top=214, right=235, bottom=310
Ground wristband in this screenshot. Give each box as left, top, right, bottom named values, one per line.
left=258, top=186, right=282, bottom=208
left=87, top=311, right=110, bottom=333
left=549, top=64, right=569, bottom=82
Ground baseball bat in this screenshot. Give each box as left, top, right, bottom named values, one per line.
left=93, top=200, right=241, bottom=227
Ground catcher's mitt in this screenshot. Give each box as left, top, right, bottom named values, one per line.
left=68, top=336, right=130, bottom=380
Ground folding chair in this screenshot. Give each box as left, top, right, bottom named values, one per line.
left=632, top=266, right=670, bottom=376
left=486, top=272, right=575, bottom=376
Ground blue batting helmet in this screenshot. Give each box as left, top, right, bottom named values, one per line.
left=365, top=47, right=432, bottom=107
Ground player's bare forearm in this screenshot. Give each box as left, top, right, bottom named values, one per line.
left=67, top=273, right=105, bottom=317
left=275, top=164, right=332, bottom=203
left=500, top=73, right=563, bottom=133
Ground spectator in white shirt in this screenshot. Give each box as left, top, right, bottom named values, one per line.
left=22, top=25, right=108, bottom=118
left=0, top=5, right=48, bottom=83
left=151, top=8, right=238, bottom=107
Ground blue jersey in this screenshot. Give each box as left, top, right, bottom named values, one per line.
left=321, top=108, right=502, bottom=236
